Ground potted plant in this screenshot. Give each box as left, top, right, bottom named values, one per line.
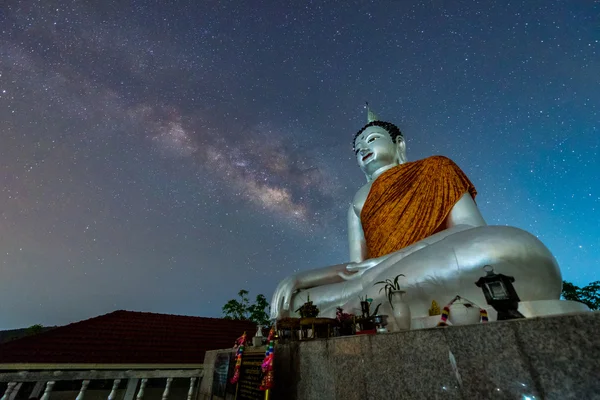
left=335, top=307, right=356, bottom=336
left=374, top=274, right=411, bottom=331
left=356, top=301, right=382, bottom=332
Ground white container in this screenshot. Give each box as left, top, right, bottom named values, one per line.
left=387, top=291, right=412, bottom=331
left=448, top=298, right=481, bottom=326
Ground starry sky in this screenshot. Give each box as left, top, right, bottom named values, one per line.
left=1, top=0, right=598, bottom=329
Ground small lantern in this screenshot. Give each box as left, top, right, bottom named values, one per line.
left=475, top=265, right=524, bottom=320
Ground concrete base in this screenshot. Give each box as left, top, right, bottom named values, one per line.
left=274, top=311, right=600, bottom=400
left=201, top=311, right=600, bottom=400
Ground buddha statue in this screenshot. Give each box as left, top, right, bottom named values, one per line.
left=270, top=106, right=588, bottom=322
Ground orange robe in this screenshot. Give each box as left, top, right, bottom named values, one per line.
left=361, top=156, right=477, bottom=258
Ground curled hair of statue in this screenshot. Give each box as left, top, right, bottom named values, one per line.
left=352, top=120, right=404, bottom=152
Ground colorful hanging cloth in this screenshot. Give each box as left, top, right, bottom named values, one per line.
left=230, top=332, right=247, bottom=384
left=259, top=328, right=275, bottom=391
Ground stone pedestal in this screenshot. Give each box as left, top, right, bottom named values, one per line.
left=203, top=311, right=600, bottom=400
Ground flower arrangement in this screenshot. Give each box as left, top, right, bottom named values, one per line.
left=295, top=294, right=319, bottom=318
left=335, top=307, right=354, bottom=323
left=336, top=307, right=356, bottom=336
left=437, top=296, right=489, bottom=327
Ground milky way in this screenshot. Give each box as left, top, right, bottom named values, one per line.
left=1, top=0, right=598, bottom=328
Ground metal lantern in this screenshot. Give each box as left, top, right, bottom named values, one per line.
left=475, top=265, right=525, bottom=320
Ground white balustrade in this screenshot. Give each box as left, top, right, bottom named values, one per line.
left=161, top=378, right=173, bottom=400
left=0, top=382, right=17, bottom=400
left=107, top=379, right=121, bottom=400
left=135, top=378, right=148, bottom=400
left=40, top=381, right=55, bottom=400
left=76, top=380, right=90, bottom=400
left=186, top=377, right=197, bottom=400
left=1, top=370, right=204, bottom=400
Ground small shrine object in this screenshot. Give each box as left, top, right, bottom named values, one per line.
left=429, top=300, right=441, bottom=316
left=356, top=298, right=382, bottom=333
left=475, top=265, right=525, bottom=320
left=276, top=318, right=301, bottom=343
left=335, top=307, right=356, bottom=336
left=295, top=295, right=320, bottom=318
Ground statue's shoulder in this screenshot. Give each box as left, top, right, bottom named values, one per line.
left=419, top=156, right=469, bottom=179
left=418, top=155, right=463, bottom=170
left=421, top=155, right=455, bottom=164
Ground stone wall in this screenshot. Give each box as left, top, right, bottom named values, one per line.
left=198, top=348, right=236, bottom=400
left=203, top=312, right=600, bottom=400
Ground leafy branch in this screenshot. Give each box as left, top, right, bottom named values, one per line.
left=222, top=289, right=271, bottom=326
left=561, top=280, right=600, bottom=310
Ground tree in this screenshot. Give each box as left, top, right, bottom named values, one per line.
left=247, top=294, right=270, bottom=326
left=222, top=289, right=251, bottom=320
left=26, top=324, right=44, bottom=336
left=222, top=290, right=271, bottom=326
left=561, top=280, right=600, bottom=310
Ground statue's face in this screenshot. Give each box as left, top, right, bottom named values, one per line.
left=354, top=126, right=397, bottom=176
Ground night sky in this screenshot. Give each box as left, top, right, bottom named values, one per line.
left=1, top=0, right=598, bottom=329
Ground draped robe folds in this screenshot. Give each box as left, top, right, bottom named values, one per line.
left=361, top=155, right=477, bottom=259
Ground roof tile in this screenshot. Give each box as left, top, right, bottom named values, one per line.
left=0, top=310, right=256, bottom=364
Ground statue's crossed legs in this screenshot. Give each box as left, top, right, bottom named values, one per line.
left=284, top=226, right=562, bottom=319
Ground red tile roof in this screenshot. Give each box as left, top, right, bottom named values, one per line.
left=0, top=310, right=257, bottom=364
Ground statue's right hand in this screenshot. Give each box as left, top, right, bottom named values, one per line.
left=270, top=275, right=298, bottom=320
left=345, top=258, right=378, bottom=273
left=338, top=259, right=378, bottom=281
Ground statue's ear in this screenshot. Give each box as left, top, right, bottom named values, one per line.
left=395, top=136, right=407, bottom=163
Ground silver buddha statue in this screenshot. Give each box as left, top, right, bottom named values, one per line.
left=270, top=106, right=588, bottom=323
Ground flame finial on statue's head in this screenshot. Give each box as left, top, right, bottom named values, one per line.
left=366, top=101, right=379, bottom=123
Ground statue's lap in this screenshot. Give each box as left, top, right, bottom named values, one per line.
left=291, top=225, right=562, bottom=319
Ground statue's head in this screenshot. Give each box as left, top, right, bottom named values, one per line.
left=353, top=120, right=406, bottom=181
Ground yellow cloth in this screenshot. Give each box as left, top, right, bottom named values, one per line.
left=361, top=156, right=477, bottom=258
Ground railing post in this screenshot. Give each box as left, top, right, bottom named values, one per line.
left=135, top=379, right=148, bottom=400
left=76, top=380, right=90, bottom=400
left=161, top=378, right=173, bottom=400
left=107, top=379, right=121, bottom=400
left=186, top=377, right=197, bottom=400
left=40, top=381, right=55, bottom=400
left=1, top=382, right=17, bottom=400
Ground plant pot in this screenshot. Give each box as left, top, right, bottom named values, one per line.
left=448, top=298, right=481, bottom=326
left=373, top=315, right=389, bottom=333
left=360, top=320, right=375, bottom=331
left=387, top=291, right=411, bottom=331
